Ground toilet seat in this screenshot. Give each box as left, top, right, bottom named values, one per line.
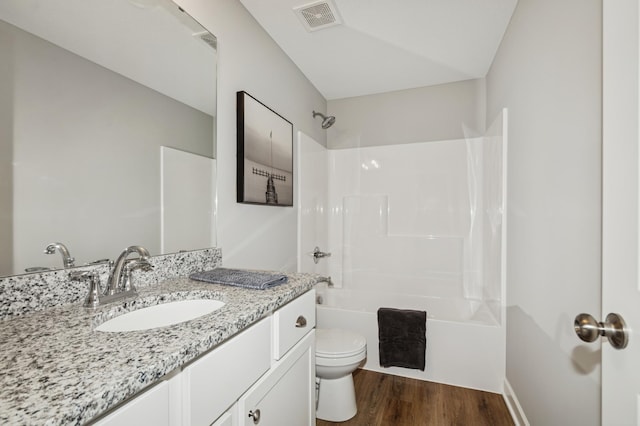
left=316, top=328, right=367, bottom=358
left=316, top=348, right=367, bottom=367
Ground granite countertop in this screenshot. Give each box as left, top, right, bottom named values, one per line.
left=0, top=272, right=319, bottom=425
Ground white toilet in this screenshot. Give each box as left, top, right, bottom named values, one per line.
left=315, top=328, right=367, bottom=422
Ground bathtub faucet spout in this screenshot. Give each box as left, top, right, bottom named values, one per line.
left=318, top=276, right=333, bottom=287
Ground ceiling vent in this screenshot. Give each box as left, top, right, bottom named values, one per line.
left=293, top=0, right=342, bottom=32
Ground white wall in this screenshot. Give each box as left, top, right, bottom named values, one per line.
left=327, top=79, right=485, bottom=149
left=174, top=0, right=327, bottom=271
left=326, top=140, right=473, bottom=295
left=486, top=0, right=602, bottom=424
left=323, top=78, right=506, bottom=308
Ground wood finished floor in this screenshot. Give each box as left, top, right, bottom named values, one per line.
left=316, top=369, right=514, bottom=426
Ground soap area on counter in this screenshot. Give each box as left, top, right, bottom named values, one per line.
left=0, top=247, right=321, bottom=425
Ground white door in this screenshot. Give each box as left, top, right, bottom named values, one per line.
left=601, top=0, right=640, bottom=423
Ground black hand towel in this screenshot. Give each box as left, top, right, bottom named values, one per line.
left=377, top=307, right=427, bottom=371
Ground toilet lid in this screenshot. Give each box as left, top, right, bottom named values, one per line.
left=316, top=328, right=366, bottom=358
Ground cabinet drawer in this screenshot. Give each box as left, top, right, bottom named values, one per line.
left=272, top=290, right=315, bottom=360
left=184, top=317, right=271, bottom=426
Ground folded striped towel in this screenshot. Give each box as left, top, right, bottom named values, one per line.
left=189, top=268, right=288, bottom=290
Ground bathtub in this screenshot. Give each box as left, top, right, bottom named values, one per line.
left=315, top=286, right=505, bottom=393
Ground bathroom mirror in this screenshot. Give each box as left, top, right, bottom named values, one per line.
left=0, top=0, right=217, bottom=277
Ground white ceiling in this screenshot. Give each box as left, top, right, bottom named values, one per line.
left=239, top=0, right=518, bottom=100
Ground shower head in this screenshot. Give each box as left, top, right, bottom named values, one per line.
left=313, top=111, right=336, bottom=129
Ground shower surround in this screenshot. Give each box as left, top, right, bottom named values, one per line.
left=299, top=110, right=507, bottom=392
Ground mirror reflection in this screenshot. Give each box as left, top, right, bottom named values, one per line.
left=0, top=0, right=217, bottom=277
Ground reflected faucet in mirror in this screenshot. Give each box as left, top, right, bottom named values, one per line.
left=44, top=242, right=75, bottom=269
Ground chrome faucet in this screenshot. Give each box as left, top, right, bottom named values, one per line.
left=105, top=245, right=153, bottom=296
left=44, top=242, right=75, bottom=268
left=71, top=246, right=152, bottom=308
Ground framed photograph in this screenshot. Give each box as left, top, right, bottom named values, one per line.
left=237, top=91, right=293, bottom=206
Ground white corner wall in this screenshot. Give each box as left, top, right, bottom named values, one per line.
left=486, top=0, right=602, bottom=424
left=172, top=0, right=327, bottom=271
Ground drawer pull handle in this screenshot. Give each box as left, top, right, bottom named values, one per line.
left=295, top=315, right=307, bottom=328
left=248, top=409, right=261, bottom=424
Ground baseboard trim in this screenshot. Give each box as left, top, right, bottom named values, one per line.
left=503, top=378, right=529, bottom=426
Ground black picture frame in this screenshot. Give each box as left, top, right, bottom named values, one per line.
left=237, top=91, right=293, bottom=206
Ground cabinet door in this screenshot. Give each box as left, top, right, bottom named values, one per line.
left=212, top=409, right=234, bottom=426
left=238, top=331, right=315, bottom=426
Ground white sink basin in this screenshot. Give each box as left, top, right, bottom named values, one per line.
left=96, top=299, right=225, bottom=332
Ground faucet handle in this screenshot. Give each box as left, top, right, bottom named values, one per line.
left=69, top=271, right=102, bottom=309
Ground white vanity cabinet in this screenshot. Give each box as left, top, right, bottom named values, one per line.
left=237, top=290, right=316, bottom=426
left=90, top=289, right=316, bottom=426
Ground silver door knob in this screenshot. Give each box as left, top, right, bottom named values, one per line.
left=248, top=409, right=261, bottom=424
left=574, top=312, right=629, bottom=350
left=295, top=315, right=307, bottom=328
